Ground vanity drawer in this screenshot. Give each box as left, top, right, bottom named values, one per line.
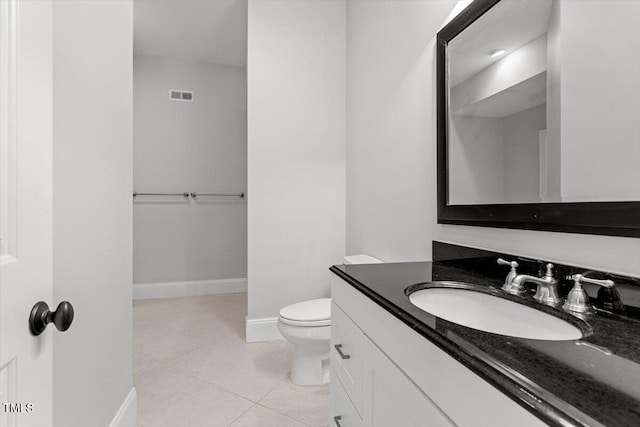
left=331, top=302, right=364, bottom=415
left=330, top=368, right=363, bottom=427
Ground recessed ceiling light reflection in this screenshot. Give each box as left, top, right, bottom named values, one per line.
left=490, top=49, right=506, bottom=58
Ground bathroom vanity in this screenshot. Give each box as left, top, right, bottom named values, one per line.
left=329, top=272, right=544, bottom=427
left=328, top=0, right=640, bottom=424
left=329, top=242, right=640, bottom=427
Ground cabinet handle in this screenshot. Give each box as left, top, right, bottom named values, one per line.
left=334, top=415, right=343, bottom=427
left=334, top=344, right=351, bottom=359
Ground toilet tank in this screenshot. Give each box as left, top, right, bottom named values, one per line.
left=343, top=254, right=383, bottom=265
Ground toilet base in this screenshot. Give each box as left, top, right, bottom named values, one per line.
left=290, top=346, right=330, bottom=386
left=277, top=319, right=331, bottom=386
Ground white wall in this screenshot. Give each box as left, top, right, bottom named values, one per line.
left=560, top=0, right=640, bottom=202
left=247, top=0, right=346, bottom=337
left=133, top=56, right=247, bottom=285
left=346, top=0, right=458, bottom=261
left=346, top=0, right=640, bottom=277
left=52, top=1, right=134, bottom=426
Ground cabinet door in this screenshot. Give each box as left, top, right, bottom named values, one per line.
left=330, top=368, right=363, bottom=427
left=331, top=302, right=365, bottom=414
left=362, top=338, right=456, bottom=427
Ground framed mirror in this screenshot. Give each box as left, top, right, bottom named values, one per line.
left=437, top=0, right=640, bottom=237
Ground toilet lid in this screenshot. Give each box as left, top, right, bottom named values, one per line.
left=278, top=317, right=330, bottom=327
left=279, top=298, right=331, bottom=323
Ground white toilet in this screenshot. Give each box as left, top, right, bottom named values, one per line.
left=277, top=254, right=383, bottom=386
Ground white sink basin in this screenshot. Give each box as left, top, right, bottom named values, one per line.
left=408, top=284, right=584, bottom=341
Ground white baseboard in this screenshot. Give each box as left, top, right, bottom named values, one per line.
left=109, top=387, right=137, bottom=427
left=133, top=278, right=247, bottom=300
left=245, top=317, right=283, bottom=342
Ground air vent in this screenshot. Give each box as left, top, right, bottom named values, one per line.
left=169, top=89, right=194, bottom=103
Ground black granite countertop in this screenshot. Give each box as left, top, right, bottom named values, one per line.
left=330, top=261, right=640, bottom=427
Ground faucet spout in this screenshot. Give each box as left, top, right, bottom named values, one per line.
left=511, top=264, right=562, bottom=306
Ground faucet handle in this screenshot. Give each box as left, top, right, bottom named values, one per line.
left=544, top=263, right=554, bottom=278
left=563, top=275, right=594, bottom=314
left=497, top=258, right=519, bottom=268
left=497, top=258, right=519, bottom=291
left=563, top=274, right=616, bottom=314
left=573, top=274, right=614, bottom=288
left=573, top=274, right=623, bottom=314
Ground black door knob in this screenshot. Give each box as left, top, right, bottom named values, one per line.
left=29, top=301, right=74, bottom=336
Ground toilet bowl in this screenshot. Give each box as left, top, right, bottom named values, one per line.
left=277, top=298, right=331, bottom=386
left=277, top=254, right=383, bottom=386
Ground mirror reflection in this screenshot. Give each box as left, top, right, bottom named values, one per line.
left=447, top=0, right=640, bottom=205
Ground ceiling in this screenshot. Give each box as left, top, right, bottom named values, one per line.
left=448, top=0, right=552, bottom=86
left=134, top=0, right=247, bottom=67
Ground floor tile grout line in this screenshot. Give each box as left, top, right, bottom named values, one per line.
left=256, top=391, right=306, bottom=423
left=134, top=317, right=242, bottom=339
left=225, top=402, right=257, bottom=427
left=257, top=384, right=330, bottom=427
left=255, top=351, right=294, bottom=368
left=156, top=347, right=253, bottom=380
left=145, top=354, right=281, bottom=405
left=147, top=329, right=291, bottom=375
left=137, top=350, right=296, bottom=416
left=166, top=359, right=289, bottom=405
left=135, top=382, right=200, bottom=418
left=134, top=296, right=255, bottom=421
left=135, top=362, right=256, bottom=422
left=131, top=331, right=221, bottom=352
left=254, top=402, right=317, bottom=427
left=135, top=331, right=236, bottom=365
left=135, top=358, right=286, bottom=417
left=134, top=368, right=204, bottom=418
left=133, top=337, right=253, bottom=416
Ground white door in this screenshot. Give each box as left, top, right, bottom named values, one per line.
left=0, top=1, right=55, bottom=426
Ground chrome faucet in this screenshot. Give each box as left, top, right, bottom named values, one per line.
left=511, top=263, right=562, bottom=306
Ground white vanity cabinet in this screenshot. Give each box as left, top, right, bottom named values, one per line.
left=361, top=336, right=456, bottom=427
left=330, top=275, right=546, bottom=427
left=331, top=302, right=365, bottom=415
left=331, top=302, right=454, bottom=427
left=330, top=368, right=363, bottom=427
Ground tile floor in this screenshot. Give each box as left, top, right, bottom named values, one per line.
left=133, top=293, right=330, bottom=427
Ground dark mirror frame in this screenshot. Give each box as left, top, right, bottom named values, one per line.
left=437, top=0, right=640, bottom=238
